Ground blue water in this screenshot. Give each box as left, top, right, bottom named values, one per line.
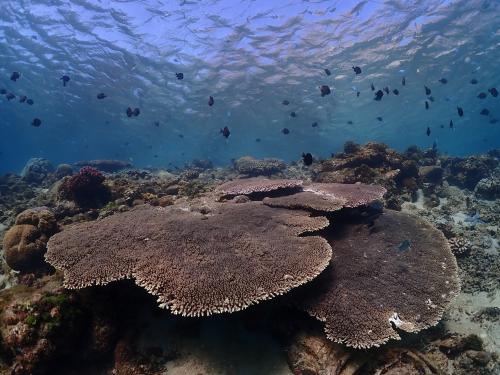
left=1, top=0, right=499, bottom=174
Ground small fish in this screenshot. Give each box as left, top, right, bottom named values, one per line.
left=428, top=96, right=435, bottom=102
left=425, top=86, right=431, bottom=95
left=347, top=120, right=353, bottom=125
left=175, top=72, right=184, bottom=80
left=178, top=134, right=184, bottom=138
left=356, top=91, right=360, bottom=97
left=255, top=138, right=261, bottom=142
left=324, top=68, right=331, bottom=76
left=392, top=89, right=399, bottom=95
left=311, top=122, right=318, bottom=127
left=126, top=107, right=133, bottom=117
left=26, top=98, right=34, bottom=105
left=132, top=108, right=140, bottom=117
left=488, top=87, right=498, bottom=97
left=0, top=89, right=6, bottom=94
left=402, top=77, right=406, bottom=86
left=10, top=72, right=20, bottom=81
left=438, top=78, right=447, bottom=84
left=220, top=126, right=230, bottom=138
left=352, top=66, right=362, bottom=74
left=449, top=120, right=454, bottom=129
left=480, top=108, right=490, bottom=116
left=490, top=118, right=498, bottom=124
left=5, top=93, right=15, bottom=101
left=383, top=86, right=389, bottom=94
left=457, top=106, right=464, bottom=117
left=320, top=85, right=331, bottom=97
left=371, top=83, right=375, bottom=91
left=477, top=92, right=487, bottom=99
left=97, top=93, right=106, bottom=99
left=426, top=126, right=431, bottom=136
left=374, top=90, right=384, bottom=101
left=31, top=118, right=41, bottom=127
left=290, top=111, right=297, bottom=118
left=61, top=75, right=70, bottom=87
left=282, top=128, right=290, bottom=135
left=302, top=152, right=313, bottom=166
left=376, top=117, right=383, bottom=122
left=470, top=78, right=478, bottom=84
left=282, top=100, right=290, bottom=105
left=425, top=101, right=429, bottom=110
left=19, top=95, right=27, bottom=103
left=396, top=239, right=411, bottom=252
left=208, top=96, right=214, bottom=106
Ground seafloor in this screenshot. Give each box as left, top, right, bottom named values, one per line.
left=0, top=142, right=498, bottom=375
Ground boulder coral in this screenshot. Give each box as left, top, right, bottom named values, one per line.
left=2, top=208, right=58, bottom=272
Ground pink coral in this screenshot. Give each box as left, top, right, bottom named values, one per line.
left=58, top=167, right=110, bottom=208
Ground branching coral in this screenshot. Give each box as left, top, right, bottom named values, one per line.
left=58, top=167, right=110, bottom=208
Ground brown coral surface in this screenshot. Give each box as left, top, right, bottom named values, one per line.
left=297, top=210, right=460, bottom=349
left=216, top=177, right=303, bottom=196
left=45, top=202, right=332, bottom=317
left=263, top=183, right=386, bottom=212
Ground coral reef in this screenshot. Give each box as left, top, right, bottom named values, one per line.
left=58, top=167, right=111, bottom=208
left=2, top=208, right=58, bottom=272
left=0, top=149, right=497, bottom=373
left=233, top=156, right=286, bottom=176
left=20, top=158, right=54, bottom=184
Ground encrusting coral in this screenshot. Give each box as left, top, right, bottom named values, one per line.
left=45, top=202, right=332, bottom=317
left=294, top=210, right=460, bottom=349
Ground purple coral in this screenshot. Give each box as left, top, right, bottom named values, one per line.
left=59, top=166, right=110, bottom=208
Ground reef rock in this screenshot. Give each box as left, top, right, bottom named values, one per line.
left=21, top=158, right=54, bottom=184
left=314, top=142, right=419, bottom=210
left=233, top=156, right=286, bottom=176
left=74, top=159, right=132, bottom=173
left=474, top=172, right=500, bottom=200
left=54, top=164, right=73, bottom=179
left=442, top=155, right=498, bottom=190
left=419, top=165, right=444, bottom=185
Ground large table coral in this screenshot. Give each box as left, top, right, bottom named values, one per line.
left=295, top=210, right=460, bottom=349
left=45, top=202, right=332, bottom=317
